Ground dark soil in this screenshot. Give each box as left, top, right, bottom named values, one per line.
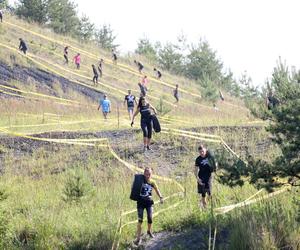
left=0, top=61, right=103, bottom=100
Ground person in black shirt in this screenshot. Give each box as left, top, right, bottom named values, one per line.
left=0, top=11, right=3, bottom=23
left=153, top=68, right=162, bottom=79
left=173, top=84, right=179, bottom=103
left=92, top=64, right=98, bottom=84
left=19, top=38, right=27, bottom=54
left=138, top=82, right=147, bottom=97
left=124, top=89, right=137, bottom=120
left=194, top=144, right=217, bottom=208
left=63, top=46, right=69, bottom=64
left=112, top=49, right=117, bottom=64
left=131, top=96, right=157, bottom=152
left=134, top=60, right=144, bottom=73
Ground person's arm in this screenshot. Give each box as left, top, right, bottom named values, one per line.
left=131, top=107, right=140, bottom=126
left=194, top=163, right=203, bottom=185
left=108, top=101, right=111, bottom=112
left=149, top=103, right=157, bottom=115
left=153, top=183, right=163, bottom=204
left=124, top=96, right=127, bottom=106
left=97, top=100, right=101, bottom=110
left=135, top=98, right=138, bottom=105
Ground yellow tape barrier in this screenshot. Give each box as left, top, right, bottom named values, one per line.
left=4, top=20, right=204, bottom=100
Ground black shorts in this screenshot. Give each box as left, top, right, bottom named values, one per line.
left=197, top=178, right=212, bottom=197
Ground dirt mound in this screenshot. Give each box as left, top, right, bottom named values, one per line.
left=0, top=61, right=103, bottom=101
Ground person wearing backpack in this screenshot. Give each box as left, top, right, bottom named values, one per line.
left=130, top=167, right=163, bottom=245
left=124, top=89, right=137, bottom=120
left=19, top=38, right=27, bottom=55
left=131, top=96, right=157, bottom=152
left=194, top=144, right=218, bottom=209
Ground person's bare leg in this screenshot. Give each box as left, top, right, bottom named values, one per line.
left=143, top=137, right=147, bottom=147
left=134, top=222, right=142, bottom=244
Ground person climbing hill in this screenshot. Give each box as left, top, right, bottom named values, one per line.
left=131, top=167, right=163, bottom=245
left=73, top=53, right=81, bottom=69
left=92, top=64, right=98, bottom=84
left=98, top=59, right=104, bottom=77
left=194, top=144, right=217, bottom=209
left=19, top=38, right=27, bottom=54
left=98, top=94, right=111, bottom=119
left=63, top=46, right=69, bottom=64
left=173, top=84, right=179, bottom=103
left=131, top=96, right=157, bottom=152
left=124, top=89, right=137, bottom=120
left=112, top=49, right=118, bottom=64
left=153, top=68, right=162, bottom=79
left=0, top=10, right=3, bottom=23
left=134, top=60, right=144, bottom=73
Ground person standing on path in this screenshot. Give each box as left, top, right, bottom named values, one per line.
left=98, top=94, right=111, bottom=119
left=131, top=96, right=157, bottom=152
left=92, top=64, right=99, bottom=85
left=98, top=59, right=104, bottom=77
left=133, top=167, right=163, bottom=245
left=134, top=60, right=144, bottom=74
left=63, top=46, right=69, bottom=64
left=124, top=89, right=137, bottom=120
left=194, top=144, right=217, bottom=209
left=19, top=38, right=27, bottom=54
left=73, top=53, right=81, bottom=69
left=173, top=84, right=179, bottom=103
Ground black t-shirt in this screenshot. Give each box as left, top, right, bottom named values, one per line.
left=140, top=104, right=151, bottom=120
left=195, top=150, right=215, bottom=182
left=125, top=94, right=136, bottom=107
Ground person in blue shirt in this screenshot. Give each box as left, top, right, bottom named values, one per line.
left=97, top=94, right=111, bottom=119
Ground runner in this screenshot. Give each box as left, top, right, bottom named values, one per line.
left=131, top=96, right=157, bottom=152
left=134, top=60, right=144, bottom=74
left=141, top=75, right=148, bottom=89
left=98, top=59, right=104, bottom=77
left=173, top=84, right=179, bottom=103
left=73, top=53, right=81, bottom=69
left=92, top=64, right=98, bottom=84
left=63, top=46, right=69, bottom=64
left=98, top=94, right=111, bottom=119
left=112, top=49, right=118, bottom=64
left=133, top=167, right=163, bottom=245
left=194, top=145, right=217, bottom=209
left=153, top=68, right=162, bottom=79
left=124, top=89, right=137, bottom=120
left=219, top=90, right=224, bottom=101
left=19, top=38, right=27, bottom=54
left=0, top=11, right=3, bottom=23
left=138, top=82, right=147, bottom=97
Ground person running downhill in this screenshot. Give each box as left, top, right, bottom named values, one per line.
left=173, top=84, right=179, bottom=103
left=112, top=49, right=118, bottom=64
left=124, top=89, right=138, bottom=120
left=63, top=46, right=69, bottom=64
left=134, top=60, right=144, bottom=74
left=98, top=94, right=111, bottom=119
left=131, top=96, right=157, bottom=152
left=194, top=144, right=217, bottom=209
left=133, top=167, right=163, bottom=245
left=141, top=75, right=148, bottom=88
left=73, top=53, right=81, bottom=69
left=153, top=68, right=162, bottom=79
left=98, top=59, right=104, bottom=77
left=19, top=38, right=27, bottom=54
left=92, top=64, right=98, bottom=84
left=138, top=82, right=147, bottom=97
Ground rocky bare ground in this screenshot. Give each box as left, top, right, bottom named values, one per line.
left=0, top=61, right=103, bottom=101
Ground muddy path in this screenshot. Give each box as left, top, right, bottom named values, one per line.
left=0, top=61, right=103, bottom=101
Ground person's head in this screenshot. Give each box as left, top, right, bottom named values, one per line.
left=128, top=89, right=131, bottom=94
left=138, top=82, right=142, bottom=87
left=138, top=96, right=146, bottom=108
left=198, top=145, right=207, bottom=157
left=92, top=64, right=95, bottom=67
left=100, top=58, right=104, bottom=62
left=153, top=68, right=157, bottom=71
left=103, top=94, right=107, bottom=99
left=175, top=84, right=178, bottom=88
left=134, top=60, right=137, bottom=64
left=144, top=75, right=147, bottom=79
left=19, top=38, right=22, bottom=41
left=144, top=167, right=152, bottom=181
left=77, top=53, right=80, bottom=56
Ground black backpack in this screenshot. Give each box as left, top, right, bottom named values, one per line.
left=151, top=115, right=161, bottom=133
left=130, top=174, right=145, bottom=201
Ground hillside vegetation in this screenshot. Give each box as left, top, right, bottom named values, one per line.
left=0, top=13, right=299, bottom=250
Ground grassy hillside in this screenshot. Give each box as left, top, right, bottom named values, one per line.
left=0, top=14, right=256, bottom=135
left=0, top=14, right=298, bottom=250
